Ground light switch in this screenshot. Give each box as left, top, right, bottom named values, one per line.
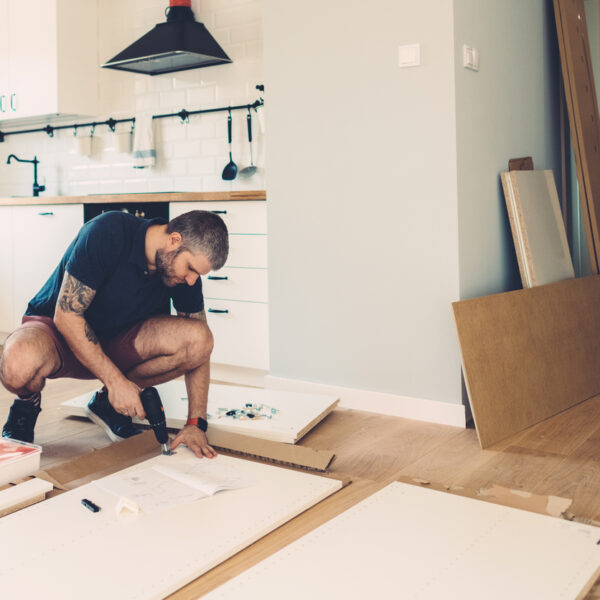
left=463, top=44, right=479, bottom=71
left=398, top=43, right=420, bottom=68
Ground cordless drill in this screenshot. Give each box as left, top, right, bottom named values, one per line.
left=140, top=387, right=172, bottom=456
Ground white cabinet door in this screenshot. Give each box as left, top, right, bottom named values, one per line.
left=0, top=206, right=14, bottom=333
left=8, top=0, right=58, bottom=119
left=12, top=204, right=82, bottom=325
left=0, top=0, right=10, bottom=116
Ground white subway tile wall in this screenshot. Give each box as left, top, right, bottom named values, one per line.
left=0, top=0, right=265, bottom=198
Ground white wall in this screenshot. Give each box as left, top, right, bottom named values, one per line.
left=263, top=0, right=463, bottom=406
left=0, top=0, right=265, bottom=197
left=454, top=0, right=562, bottom=300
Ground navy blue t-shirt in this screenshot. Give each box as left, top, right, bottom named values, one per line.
left=26, top=211, right=204, bottom=338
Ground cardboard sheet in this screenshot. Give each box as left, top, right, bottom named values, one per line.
left=453, top=275, right=600, bottom=447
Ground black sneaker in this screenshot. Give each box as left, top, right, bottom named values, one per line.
left=2, top=399, right=42, bottom=443
left=87, top=388, right=142, bottom=442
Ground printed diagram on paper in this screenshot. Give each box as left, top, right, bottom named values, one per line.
left=95, top=456, right=256, bottom=514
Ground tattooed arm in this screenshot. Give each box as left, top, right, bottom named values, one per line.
left=54, top=271, right=145, bottom=418
left=170, top=309, right=217, bottom=458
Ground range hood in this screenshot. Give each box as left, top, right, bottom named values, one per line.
left=102, top=0, right=231, bottom=76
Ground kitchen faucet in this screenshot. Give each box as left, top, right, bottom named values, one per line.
left=6, top=154, right=46, bottom=197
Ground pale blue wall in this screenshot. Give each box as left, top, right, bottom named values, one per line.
left=454, top=0, right=562, bottom=299
left=262, top=0, right=562, bottom=408
left=263, top=0, right=462, bottom=405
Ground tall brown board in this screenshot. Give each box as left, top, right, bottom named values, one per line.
left=453, top=275, right=600, bottom=448
left=554, top=0, right=600, bottom=272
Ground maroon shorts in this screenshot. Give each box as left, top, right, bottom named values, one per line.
left=14, top=315, right=146, bottom=380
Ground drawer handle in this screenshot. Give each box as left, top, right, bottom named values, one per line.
left=208, top=308, right=229, bottom=314
left=210, top=210, right=227, bottom=215
left=0, top=95, right=5, bottom=112
left=207, top=275, right=228, bottom=280
left=38, top=211, right=54, bottom=216
left=10, top=93, right=16, bottom=111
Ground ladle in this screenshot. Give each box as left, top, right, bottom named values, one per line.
left=221, top=110, right=238, bottom=181
left=239, top=110, right=257, bottom=178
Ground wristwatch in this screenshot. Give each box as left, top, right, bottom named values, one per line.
left=186, top=416, right=208, bottom=432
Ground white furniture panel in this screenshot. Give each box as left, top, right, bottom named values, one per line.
left=204, top=267, right=268, bottom=303
left=0, top=206, right=14, bottom=332
left=206, top=482, right=600, bottom=600
left=206, top=300, right=269, bottom=370
left=0, top=450, right=342, bottom=600
left=227, top=234, right=268, bottom=268
left=170, top=201, right=267, bottom=234
left=12, top=204, right=83, bottom=325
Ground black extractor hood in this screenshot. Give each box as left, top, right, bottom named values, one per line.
left=102, top=0, right=232, bottom=76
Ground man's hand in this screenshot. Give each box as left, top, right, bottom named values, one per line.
left=171, top=425, right=217, bottom=458
left=107, top=378, right=145, bottom=419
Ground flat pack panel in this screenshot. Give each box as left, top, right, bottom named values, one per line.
left=205, top=482, right=600, bottom=600
left=501, top=170, right=574, bottom=287
left=554, top=0, right=600, bottom=272
left=61, top=381, right=339, bottom=444
left=0, top=450, right=342, bottom=600
left=453, top=275, right=600, bottom=448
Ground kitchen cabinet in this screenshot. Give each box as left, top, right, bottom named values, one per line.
left=0, top=0, right=98, bottom=123
left=169, top=201, right=269, bottom=373
left=3, top=205, right=83, bottom=330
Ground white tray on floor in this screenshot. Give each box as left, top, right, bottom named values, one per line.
left=61, top=381, right=339, bottom=444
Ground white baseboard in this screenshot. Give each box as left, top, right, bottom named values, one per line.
left=264, top=375, right=466, bottom=428
left=210, top=363, right=267, bottom=388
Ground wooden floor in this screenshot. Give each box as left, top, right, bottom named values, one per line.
left=1, top=376, right=600, bottom=598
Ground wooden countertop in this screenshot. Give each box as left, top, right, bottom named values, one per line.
left=0, top=190, right=266, bottom=206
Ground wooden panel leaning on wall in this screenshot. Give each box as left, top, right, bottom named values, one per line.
left=554, top=0, right=600, bottom=273
left=453, top=275, right=600, bottom=448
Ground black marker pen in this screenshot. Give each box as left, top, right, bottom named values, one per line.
left=81, top=498, right=101, bottom=513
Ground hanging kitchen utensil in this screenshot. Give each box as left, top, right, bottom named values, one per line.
left=221, top=110, right=238, bottom=181
left=239, top=109, right=258, bottom=178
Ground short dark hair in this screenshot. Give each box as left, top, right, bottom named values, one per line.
left=167, top=210, right=229, bottom=270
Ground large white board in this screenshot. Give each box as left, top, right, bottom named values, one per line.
left=206, top=482, right=600, bottom=600
left=61, top=380, right=339, bottom=443
left=0, top=450, right=341, bottom=600
left=501, top=170, right=574, bottom=288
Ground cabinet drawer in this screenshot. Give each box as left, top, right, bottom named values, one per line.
left=206, top=300, right=269, bottom=370
left=227, top=235, right=267, bottom=268
left=169, top=201, right=267, bottom=234
left=204, top=268, right=268, bottom=303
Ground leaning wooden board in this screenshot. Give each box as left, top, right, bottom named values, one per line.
left=453, top=275, right=600, bottom=448
left=0, top=449, right=342, bottom=599
left=554, top=0, right=600, bottom=272
left=61, top=381, right=339, bottom=444
left=205, top=482, right=600, bottom=600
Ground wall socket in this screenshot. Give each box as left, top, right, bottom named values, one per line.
left=398, top=43, right=420, bottom=68
left=463, top=45, right=479, bottom=71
